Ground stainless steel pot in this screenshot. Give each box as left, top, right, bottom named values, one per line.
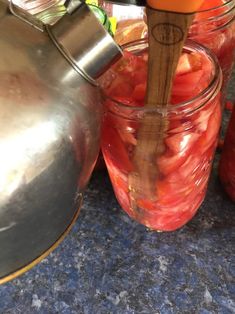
left=0, top=0, right=122, bottom=283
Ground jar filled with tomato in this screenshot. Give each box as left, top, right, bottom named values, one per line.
left=189, top=0, right=235, bottom=92
left=99, top=0, right=147, bottom=46
left=100, top=39, right=222, bottom=231
left=219, top=106, right=235, bottom=201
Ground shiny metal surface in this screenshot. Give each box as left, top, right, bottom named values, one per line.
left=49, top=2, right=122, bottom=79
left=0, top=0, right=121, bottom=279
left=9, top=0, right=44, bottom=31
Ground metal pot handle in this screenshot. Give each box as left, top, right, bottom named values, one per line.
left=8, top=0, right=44, bottom=31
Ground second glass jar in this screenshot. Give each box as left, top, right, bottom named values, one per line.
left=188, top=0, right=235, bottom=92
left=219, top=106, right=235, bottom=201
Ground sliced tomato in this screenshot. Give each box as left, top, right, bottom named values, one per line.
left=137, top=198, right=158, bottom=212
left=140, top=203, right=198, bottom=231
left=168, top=118, right=192, bottom=134
left=118, top=124, right=137, bottom=147
left=131, top=66, right=147, bottom=86
left=107, top=164, right=132, bottom=213
left=114, top=51, right=146, bottom=77
left=102, top=122, right=133, bottom=173
left=165, top=132, right=200, bottom=154
left=104, top=98, right=138, bottom=146
left=172, top=70, right=204, bottom=98
left=177, top=153, right=202, bottom=180
left=132, top=83, right=146, bottom=101
left=157, top=150, right=189, bottom=176
left=113, top=51, right=137, bottom=74
left=188, top=53, right=203, bottom=72
left=156, top=179, right=194, bottom=209
left=176, top=53, right=192, bottom=75
left=106, top=75, right=133, bottom=99
left=197, top=98, right=222, bottom=153
left=193, top=106, right=213, bottom=133
left=176, top=53, right=202, bottom=75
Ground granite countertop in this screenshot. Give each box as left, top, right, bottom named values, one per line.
left=0, top=75, right=234, bottom=314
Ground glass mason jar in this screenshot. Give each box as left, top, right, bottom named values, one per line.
left=219, top=106, right=235, bottom=201
left=101, top=39, right=222, bottom=231
left=188, top=0, right=235, bottom=92
left=99, top=1, right=147, bottom=45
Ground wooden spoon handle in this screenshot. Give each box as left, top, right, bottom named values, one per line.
left=128, top=9, right=195, bottom=207
left=145, top=7, right=194, bottom=107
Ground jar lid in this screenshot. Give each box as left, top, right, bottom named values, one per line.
left=103, top=0, right=146, bottom=7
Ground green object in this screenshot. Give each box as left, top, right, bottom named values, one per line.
left=35, top=4, right=66, bottom=25
left=88, top=4, right=113, bottom=36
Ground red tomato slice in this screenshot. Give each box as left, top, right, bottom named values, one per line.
left=106, top=75, right=133, bottom=99
left=131, top=67, right=147, bottom=86
left=157, top=150, right=189, bottom=176
left=102, top=122, right=133, bottom=173
left=176, top=53, right=192, bottom=75
left=104, top=98, right=139, bottom=146
left=165, top=132, right=200, bottom=154
left=197, top=98, right=222, bottom=153
left=172, top=70, right=204, bottom=98
left=118, top=125, right=137, bottom=147
left=176, top=53, right=202, bottom=75
left=132, top=83, right=146, bottom=101
left=114, top=51, right=146, bottom=77
left=156, top=179, right=195, bottom=209
left=106, top=162, right=133, bottom=214
left=140, top=201, right=199, bottom=231
left=137, top=199, right=158, bottom=212
left=177, top=153, right=202, bottom=179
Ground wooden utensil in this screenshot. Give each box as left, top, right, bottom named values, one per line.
left=129, top=0, right=204, bottom=208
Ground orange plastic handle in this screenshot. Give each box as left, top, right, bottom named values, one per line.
left=147, top=0, right=205, bottom=13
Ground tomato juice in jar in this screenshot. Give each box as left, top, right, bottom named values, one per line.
left=219, top=106, right=235, bottom=201
left=100, top=39, right=222, bottom=231
left=189, top=0, right=235, bottom=91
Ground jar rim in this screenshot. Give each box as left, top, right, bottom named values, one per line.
left=196, top=0, right=234, bottom=13
left=190, top=0, right=235, bottom=33
left=103, top=38, right=222, bottom=115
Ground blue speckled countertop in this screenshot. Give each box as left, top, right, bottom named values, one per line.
left=0, top=75, right=234, bottom=314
